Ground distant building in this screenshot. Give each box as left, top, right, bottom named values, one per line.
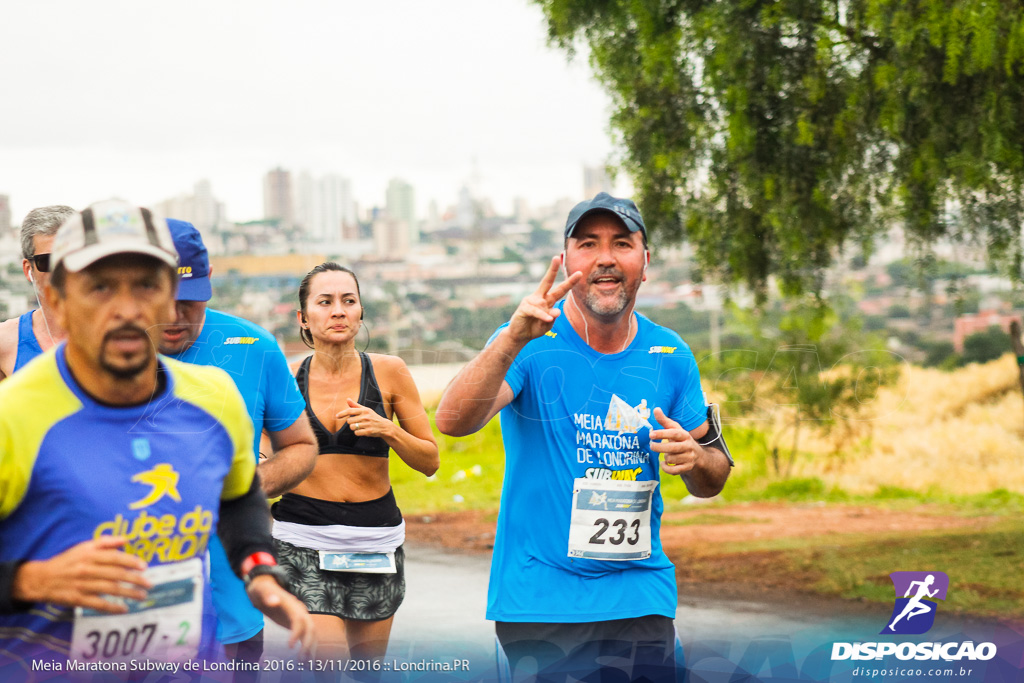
left=953, top=309, right=1022, bottom=352
left=424, top=199, right=440, bottom=233
left=154, top=179, right=224, bottom=237
left=0, top=194, right=10, bottom=237
left=386, top=179, right=416, bottom=246
left=456, top=186, right=475, bottom=228
left=192, top=179, right=220, bottom=233
left=294, top=172, right=354, bottom=244
left=320, top=174, right=355, bottom=243
left=583, top=165, right=613, bottom=199
left=263, top=167, right=294, bottom=229
left=372, top=214, right=409, bottom=259
left=513, top=196, right=529, bottom=222
left=294, top=171, right=316, bottom=236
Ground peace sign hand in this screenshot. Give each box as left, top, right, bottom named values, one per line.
left=507, top=255, right=582, bottom=344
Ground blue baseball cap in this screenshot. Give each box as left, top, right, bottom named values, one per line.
left=167, top=219, right=212, bottom=302
left=564, top=192, right=647, bottom=240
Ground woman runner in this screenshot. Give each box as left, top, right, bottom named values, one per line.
left=272, top=262, right=439, bottom=660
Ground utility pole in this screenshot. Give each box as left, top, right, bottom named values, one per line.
left=1011, top=320, right=1024, bottom=427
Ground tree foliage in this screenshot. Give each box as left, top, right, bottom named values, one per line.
left=961, top=325, right=1010, bottom=364
left=536, top=0, right=1024, bottom=299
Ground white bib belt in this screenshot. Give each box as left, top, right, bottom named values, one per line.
left=272, top=519, right=406, bottom=553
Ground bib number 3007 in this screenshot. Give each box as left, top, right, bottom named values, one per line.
left=70, top=558, right=203, bottom=663
left=567, top=479, right=657, bottom=561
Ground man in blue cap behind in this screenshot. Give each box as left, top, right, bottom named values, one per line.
left=437, top=193, right=734, bottom=681
left=160, top=219, right=317, bottom=674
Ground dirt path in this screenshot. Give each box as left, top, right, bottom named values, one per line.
left=404, top=502, right=995, bottom=608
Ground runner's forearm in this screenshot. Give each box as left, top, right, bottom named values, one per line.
left=218, top=474, right=277, bottom=577
left=257, top=442, right=317, bottom=497
left=681, top=445, right=731, bottom=498
left=383, top=425, right=440, bottom=476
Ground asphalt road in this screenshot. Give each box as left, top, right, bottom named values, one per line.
left=262, top=543, right=1012, bottom=682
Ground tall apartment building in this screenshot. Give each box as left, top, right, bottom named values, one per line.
left=372, top=214, right=409, bottom=259
left=263, top=167, right=294, bottom=230
left=0, top=195, right=10, bottom=237
left=295, top=172, right=355, bottom=244
left=386, top=178, right=416, bottom=246
left=583, top=164, right=613, bottom=199
left=155, top=180, right=224, bottom=236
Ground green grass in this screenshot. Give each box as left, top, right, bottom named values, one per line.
left=661, top=513, right=769, bottom=526
left=785, top=522, right=1024, bottom=618
left=390, top=415, right=506, bottom=514
left=690, top=521, right=1024, bottom=618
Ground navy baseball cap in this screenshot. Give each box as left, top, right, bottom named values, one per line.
left=564, top=192, right=647, bottom=240
left=167, top=219, right=212, bottom=302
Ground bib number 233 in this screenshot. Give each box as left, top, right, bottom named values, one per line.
left=567, top=479, right=657, bottom=561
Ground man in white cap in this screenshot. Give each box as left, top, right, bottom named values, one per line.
left=0, top=200, right=313, bottom=674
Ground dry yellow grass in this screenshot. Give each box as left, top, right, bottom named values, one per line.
left=798, top=354, right=1024, bottom=494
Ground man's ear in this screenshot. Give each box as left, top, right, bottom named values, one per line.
left=44, top=283, right=65, bottom=330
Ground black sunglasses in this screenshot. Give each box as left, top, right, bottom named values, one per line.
left=29, top=253, right=51, bottom=273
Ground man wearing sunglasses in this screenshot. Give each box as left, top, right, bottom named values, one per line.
left=0, top=205, right=75, bottom=380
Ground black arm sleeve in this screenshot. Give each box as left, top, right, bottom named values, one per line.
left=0, top=560, right=31, bottom=614
left=216, top=473, right=277, bottom=579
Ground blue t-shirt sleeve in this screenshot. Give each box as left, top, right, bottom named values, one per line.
left=260, top=343, right=305, bottom=432
left=667, top=349, right=707, bottom=432
left=485, top=323, right=526, bottom=399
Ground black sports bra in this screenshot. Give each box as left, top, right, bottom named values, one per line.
left=296, top=352, right=390, bottom=458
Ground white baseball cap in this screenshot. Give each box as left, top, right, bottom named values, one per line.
left=51, top=199, right=179, bottom=273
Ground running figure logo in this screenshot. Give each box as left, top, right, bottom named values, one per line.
left=129, top=463, right=183, bottom=509
left=881, top=571, right=949, bottom=635
left=603, top=395, right=653, bottom=435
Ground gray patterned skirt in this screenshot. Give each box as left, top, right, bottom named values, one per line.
left=273, top=539, right=406, bottom=621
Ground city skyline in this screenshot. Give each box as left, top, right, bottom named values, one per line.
left=0, top=0, right=624, bottom=226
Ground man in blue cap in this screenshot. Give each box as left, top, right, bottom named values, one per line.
left=160, top=219, right=317, bottom=673
left=437, top=193, right=733, bottom=681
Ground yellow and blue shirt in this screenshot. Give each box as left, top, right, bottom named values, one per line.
left=0, top=345, right=255, bottom=665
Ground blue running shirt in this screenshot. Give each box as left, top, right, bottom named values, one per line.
left=0, top=346, right=255, bottom=667
left=166, top=308, right=305, bottom=643
left=13, top=310, right=43, bottom=373
left=486, top=301, right=707, bottom=623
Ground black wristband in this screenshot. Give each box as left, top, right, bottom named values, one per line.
left=244, top=563, right=290, bottom=591
left=0, top=560, right=32, bottom=614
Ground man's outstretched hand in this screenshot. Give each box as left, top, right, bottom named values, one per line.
left=506, top=255, right=581, bottom=344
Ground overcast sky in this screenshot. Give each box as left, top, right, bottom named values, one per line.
left=0, top=0, right=621, bottom=225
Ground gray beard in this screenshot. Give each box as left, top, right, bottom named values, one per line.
left=584, top=287, right=629, bottom=316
